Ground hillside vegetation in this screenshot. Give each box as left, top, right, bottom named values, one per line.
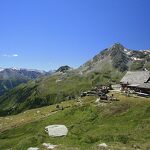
left=0, top=92, right=150, bottom=150
left=0, top=43, right=150, bottom=116
left=0, top=68, right=45, bottom=95
left=0, top=74, right=92, bottom=116
left=0, top=78, right=28, bottom=96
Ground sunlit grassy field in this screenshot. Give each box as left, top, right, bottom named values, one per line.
left=0, top=92, right=150, bottom=150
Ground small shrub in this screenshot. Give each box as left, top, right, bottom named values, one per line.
left=117, top=135, right=129, bottom=144
left=81, top=134, right=99, bottom=143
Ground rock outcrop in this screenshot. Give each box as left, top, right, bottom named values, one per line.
left=45, top=125, right=68, bottom=137
left=42, top=143, right=58, bottom=149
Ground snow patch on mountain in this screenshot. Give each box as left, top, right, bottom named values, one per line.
left=0, top=68, right=4, bottom=72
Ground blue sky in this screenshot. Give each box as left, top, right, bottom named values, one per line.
left=0, top=0, right=150, bottom=71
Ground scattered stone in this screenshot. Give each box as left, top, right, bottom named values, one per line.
left=76, top=101, right=83, bottom=106
left=45, top=125, right=68, bottom=137
left=98, top=143, right=108, bottom=149
left=37, top=110, right=40, bottom=114
left=42, top=143, right=58, bottom=149
left=27, top=147, right=39, bottom=150
left=132, top=144, right=141, bottom=149
left=95, top=98, right=100, bottom=103
left=56, top=79, right=62, bottom=83
left=98, top=103, right=107, bottom=107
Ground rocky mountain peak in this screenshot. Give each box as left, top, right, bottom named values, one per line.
left=56, top=65, right=72, bottom=73
left=79, top=43, right=150, bottom=74
left=109, top=43, right=126, bottom=52
left=112, top=42, right=124, bottom=47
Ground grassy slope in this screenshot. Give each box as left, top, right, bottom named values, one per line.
left=0, top=78, right=29, bottom=96
left=0, top=92, right=150, bottom=150
left=0, top=68, right=124, bottom=116
left=0, top=45, right=150, bottom=117
left=0, top=74, right=93, bottom=116
left=0, top=46, right=128, bottom=116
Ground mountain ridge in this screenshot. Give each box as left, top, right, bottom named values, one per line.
left=0, top=43, right=150, bottom=116
left=0, top=68, right=47, bottom=95
left=78, top=43, right=150, bottom=74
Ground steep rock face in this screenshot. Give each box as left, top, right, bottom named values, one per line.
left=78, top=43, right=150, bottom=74
left=109, top=43, right=129, bottom=72
left=56, top=65, right=72, bottom=73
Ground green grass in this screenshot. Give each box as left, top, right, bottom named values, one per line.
left=0, top=78, right=29, bottom=96
left=0, top=93, right=150, bottom=150
left=0, top=69, right=124, bottom=116
left=0, top=74, right=93, bottom=116
left=0, top=56, right=127, bottom=116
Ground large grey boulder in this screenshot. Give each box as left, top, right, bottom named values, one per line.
left=45, top=125, right=68, bottom=137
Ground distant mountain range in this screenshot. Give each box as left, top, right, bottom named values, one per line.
left=0, top=68, right=47, bottom=95
left=0, top=43, right=150, bottom=116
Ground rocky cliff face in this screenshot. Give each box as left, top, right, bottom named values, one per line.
left=78, top=43, right=150, bottom=74
left=56, top=65, right=72, bottom=73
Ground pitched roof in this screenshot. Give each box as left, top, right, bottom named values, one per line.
left=138, top=82, right=150, bottom=89
left=120, top=71, right=150, bottom=84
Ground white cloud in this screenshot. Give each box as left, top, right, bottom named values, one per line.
left=12, top=54, right=18, bottom=57
left=2, top=54, right=18, bottom=57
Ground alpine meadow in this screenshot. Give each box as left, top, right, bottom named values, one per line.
left=0, top=0, right=150, bottom=150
